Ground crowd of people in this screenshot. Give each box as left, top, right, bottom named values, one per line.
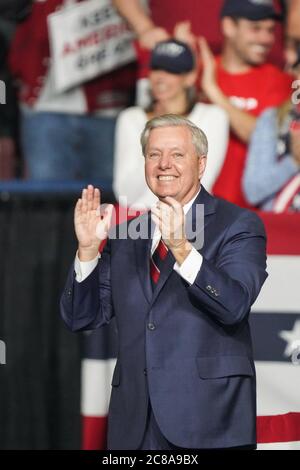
left=0, top=0, right=299, bottom=213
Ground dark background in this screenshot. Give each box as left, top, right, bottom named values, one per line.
left=0, top=183, right=114, bottom=449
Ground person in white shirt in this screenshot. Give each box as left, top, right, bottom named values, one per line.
left=113, top=39, right=229, bottom=208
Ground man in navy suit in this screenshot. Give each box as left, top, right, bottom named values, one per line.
left=61, top=114, right=268, bottom=450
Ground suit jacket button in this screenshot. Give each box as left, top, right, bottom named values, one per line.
left=67, top=288, right=72, bottom=296
left=148, top=323, right=156, bottom=331
left=143, top=368, right=147, bottom=376
left=206, top=285, right=212, bottom=291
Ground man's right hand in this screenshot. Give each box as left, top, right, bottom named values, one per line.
left=75, top=185, right=113, bottom=261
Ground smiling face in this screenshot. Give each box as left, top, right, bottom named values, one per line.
left=144, top=126, right=206, bottom=205
left=223, top=17, right=276, bottom=66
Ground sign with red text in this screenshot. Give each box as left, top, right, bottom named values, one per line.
left=48, top=0, right=136, bottom=92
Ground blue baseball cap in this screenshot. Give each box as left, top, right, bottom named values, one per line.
left=221, top=0, right=282, bottom=21
left=150, top=39, right=195, bottom=74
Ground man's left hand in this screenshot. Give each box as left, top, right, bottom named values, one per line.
left=151, top=197, right=192, bottom=264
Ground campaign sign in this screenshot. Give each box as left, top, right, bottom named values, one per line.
left=48, top=0, right=136, bottom=92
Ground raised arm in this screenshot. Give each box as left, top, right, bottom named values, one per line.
left=199, top=37, right=256, bottom=143
left=60, top=186, right=114, bottom=331
left=113, top=0, right=169, bottom=49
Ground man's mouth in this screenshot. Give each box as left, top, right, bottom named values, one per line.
left=250, top=44, right=270, bottom=54
left=157, top=176, right=178, bottom=181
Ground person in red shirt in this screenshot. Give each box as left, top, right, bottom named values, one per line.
left=198, top=0, right=292, bottom=207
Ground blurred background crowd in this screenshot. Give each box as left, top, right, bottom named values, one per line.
left=1, top=0, right=300, bottom=212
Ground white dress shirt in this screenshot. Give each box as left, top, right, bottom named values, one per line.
left=75, top=191, right=203, bottom=285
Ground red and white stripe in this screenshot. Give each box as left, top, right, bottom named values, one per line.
left=273, top=174, right=300, bottom=213
left=254, top=213, right=300, bottom=449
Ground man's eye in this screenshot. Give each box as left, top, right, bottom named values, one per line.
left=148, top=153, right=159, bottom=159
left=173, top=153, right=184, bottom=158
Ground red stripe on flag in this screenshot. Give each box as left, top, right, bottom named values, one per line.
left=81, top=416, right=108, bottom=450
left=257, top=413, right=300, bottom=443
left=258, top=213, right=300, bottom=255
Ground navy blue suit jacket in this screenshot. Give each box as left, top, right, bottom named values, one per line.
left=60, top=187, right=268, bottom=450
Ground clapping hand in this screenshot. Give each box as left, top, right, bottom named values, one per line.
left=174, top=21, right=197, bottom=50
left=75, top=185, right=113, bottom=261
left=151, top=197, right=186, bottom=250
left=198, top=36, right=221, bottom=103
left=151, top=197, right=192, bottom=265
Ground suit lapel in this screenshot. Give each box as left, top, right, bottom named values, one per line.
left=185, top=186, right=217, bottom=250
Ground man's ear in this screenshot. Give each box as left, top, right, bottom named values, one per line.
left=198, top=155, right=207, bottom=181
left=221, top=17, right=238, bottom=40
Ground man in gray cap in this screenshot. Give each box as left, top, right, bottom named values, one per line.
left=220, top=0, right=282, bottom=22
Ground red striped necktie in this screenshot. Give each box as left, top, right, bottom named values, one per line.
left=150, top=238, right=169, bottom=289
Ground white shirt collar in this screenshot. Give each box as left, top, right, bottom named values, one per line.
left=182, top=188, right=200, bottom=215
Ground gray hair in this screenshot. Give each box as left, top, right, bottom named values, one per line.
left=140, top=114, right=208, bottom=157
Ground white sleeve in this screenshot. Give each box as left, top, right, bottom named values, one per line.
left=201, top=106, right=229, bottom=192
left=74, top=252, right=100, bottom=283
left=173, top=247, right=203, bottom=285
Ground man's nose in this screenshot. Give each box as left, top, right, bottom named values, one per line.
left=158, top=154, right=172, bottom=169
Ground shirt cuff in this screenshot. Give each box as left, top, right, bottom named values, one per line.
left=74, top=251, right=100, bottom=282
left=173, top=247, right=203, bottom=285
